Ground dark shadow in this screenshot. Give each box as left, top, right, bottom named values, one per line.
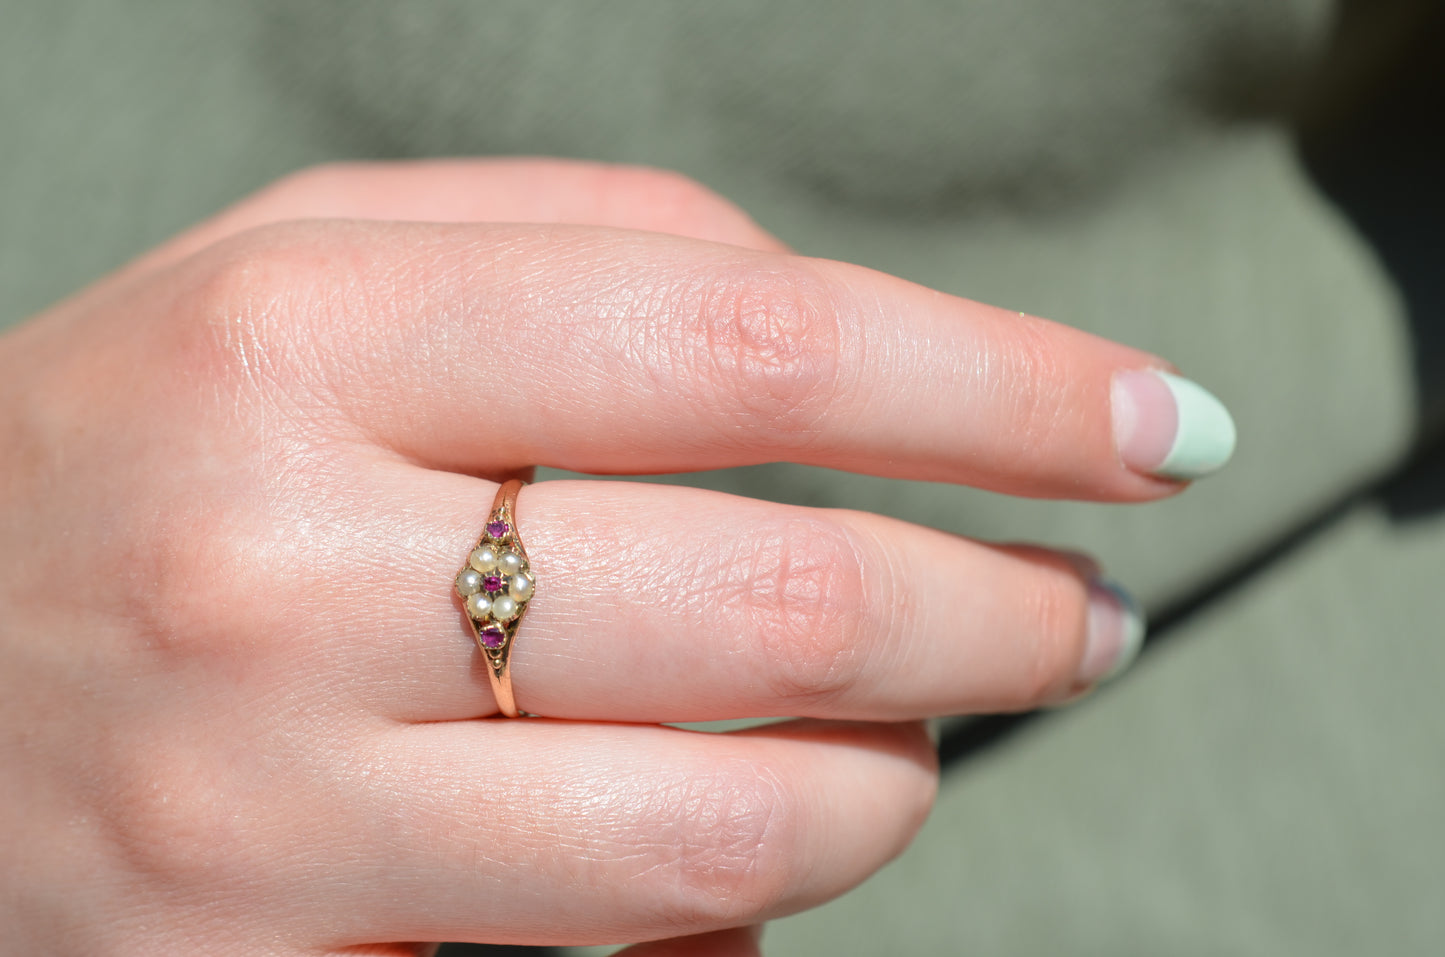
left=940, top=421, right=1445, bottom=773
left=1298, top=0, right=1445, bottom=491
left=940, top=474, right=1373, bottom=770
left=436, top=945, right=559, bottom=957
left=1380, top=428, right=1445, bottom=521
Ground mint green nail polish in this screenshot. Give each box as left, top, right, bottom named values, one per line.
left=1155, top=372, right=1237, bottom=480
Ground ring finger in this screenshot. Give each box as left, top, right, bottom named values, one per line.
left=282, top=469, right=1141, bottom=724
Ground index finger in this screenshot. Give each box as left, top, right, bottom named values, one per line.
left=183, top=220, right=1235, bottom=500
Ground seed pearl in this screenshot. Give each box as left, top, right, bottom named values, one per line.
left=469, top=546, right=499, bottom=573
left=465, top=593, right=492, bottom=619
left=456, top=568, right=483, bottom=596
left=491, top=595, right=519, bottom=621
left=497, top=551, right=524, bottom=576
left=508, top=574, right=534, bottom=601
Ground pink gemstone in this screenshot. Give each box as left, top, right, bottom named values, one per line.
left=479, top=625, right=506, bottom=649
left=482, top=575, right=504, bottom=593
left=487, top=520, right=510, bottom=539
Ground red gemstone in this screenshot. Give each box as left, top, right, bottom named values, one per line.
left=482, top=575, right=504, bottom=593
left=479, top=625, right=506, bottom=649
left=487, top=520, right=510, bottom=539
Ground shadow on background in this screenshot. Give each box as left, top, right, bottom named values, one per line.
left=1300, top=0, right=1445, bottom=462
left=940, top=439, right=1445, bottom=770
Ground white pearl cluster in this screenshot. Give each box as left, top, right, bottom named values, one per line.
left=455, top=532, right=534, bottom=626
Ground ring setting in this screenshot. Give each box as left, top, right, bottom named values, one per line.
left=456, top=479, right=533, bottom=716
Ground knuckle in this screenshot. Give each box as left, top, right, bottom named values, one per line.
left=1009, top=570, right=1089, bottom=707
left=168, top=224, right=327, bottom=385
left=124, top=522, right=219, bottom=660
left=689, top=263, right=842, bottom=434
left=168, top=222, right=367, bottom=417
left=127, top=480, right=320, bottom=669
left=142, top=514, right=272, bottom=658
left=182, top=222, right=326, bottom=319
left=747, top=519, right=872, bottom=708
left=99, top=741, right=255, bottom=889
left=640, top=762, right=796, bottom=930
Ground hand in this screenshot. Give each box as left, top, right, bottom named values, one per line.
left=0, top=159, right=1216, bottom=953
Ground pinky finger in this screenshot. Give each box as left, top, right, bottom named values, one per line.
left=615, top=926, right=764, bottom=957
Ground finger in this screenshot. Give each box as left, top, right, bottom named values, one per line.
left=325, top=719, right=934, bottom=948
left=287, top=475, right=1139, bottom=723
left=189, top=219, right=1227, bottom=499
left=126, top=158, right=788, bottom=276
left=613, top=926, right=764, bottom=957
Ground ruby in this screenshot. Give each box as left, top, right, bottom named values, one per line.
left=479, top=625, right=506, bottom=649
left=482, top=575, right=504, bottom=593
left=487, top=520, right=510, bottom=539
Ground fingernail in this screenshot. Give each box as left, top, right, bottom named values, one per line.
left=1112, top=369, right=1237, bottom=480
left=1077, top=579, right=1146, bottom=685
left=924, top=717, right=944, bottom=746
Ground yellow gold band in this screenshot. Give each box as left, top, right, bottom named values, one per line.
left=454, top=479, right=533, bottom=717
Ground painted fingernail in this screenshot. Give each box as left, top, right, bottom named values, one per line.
left=1077, top=579, right=1146, bottom=685
left=1112, top=369, right=1237, bottom=480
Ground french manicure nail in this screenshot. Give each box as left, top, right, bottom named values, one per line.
left=1077, top=579, right=1147, bottom=685
left=1112, top=369, right=1237, bottom=480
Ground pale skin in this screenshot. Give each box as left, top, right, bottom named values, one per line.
left=0, top=159, right=1189, bottom=955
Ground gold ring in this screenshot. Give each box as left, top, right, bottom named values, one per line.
left=454, top=479, right=534, bottom=717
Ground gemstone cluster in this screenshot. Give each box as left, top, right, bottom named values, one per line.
left=456, top=518, right=534, bottom=649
